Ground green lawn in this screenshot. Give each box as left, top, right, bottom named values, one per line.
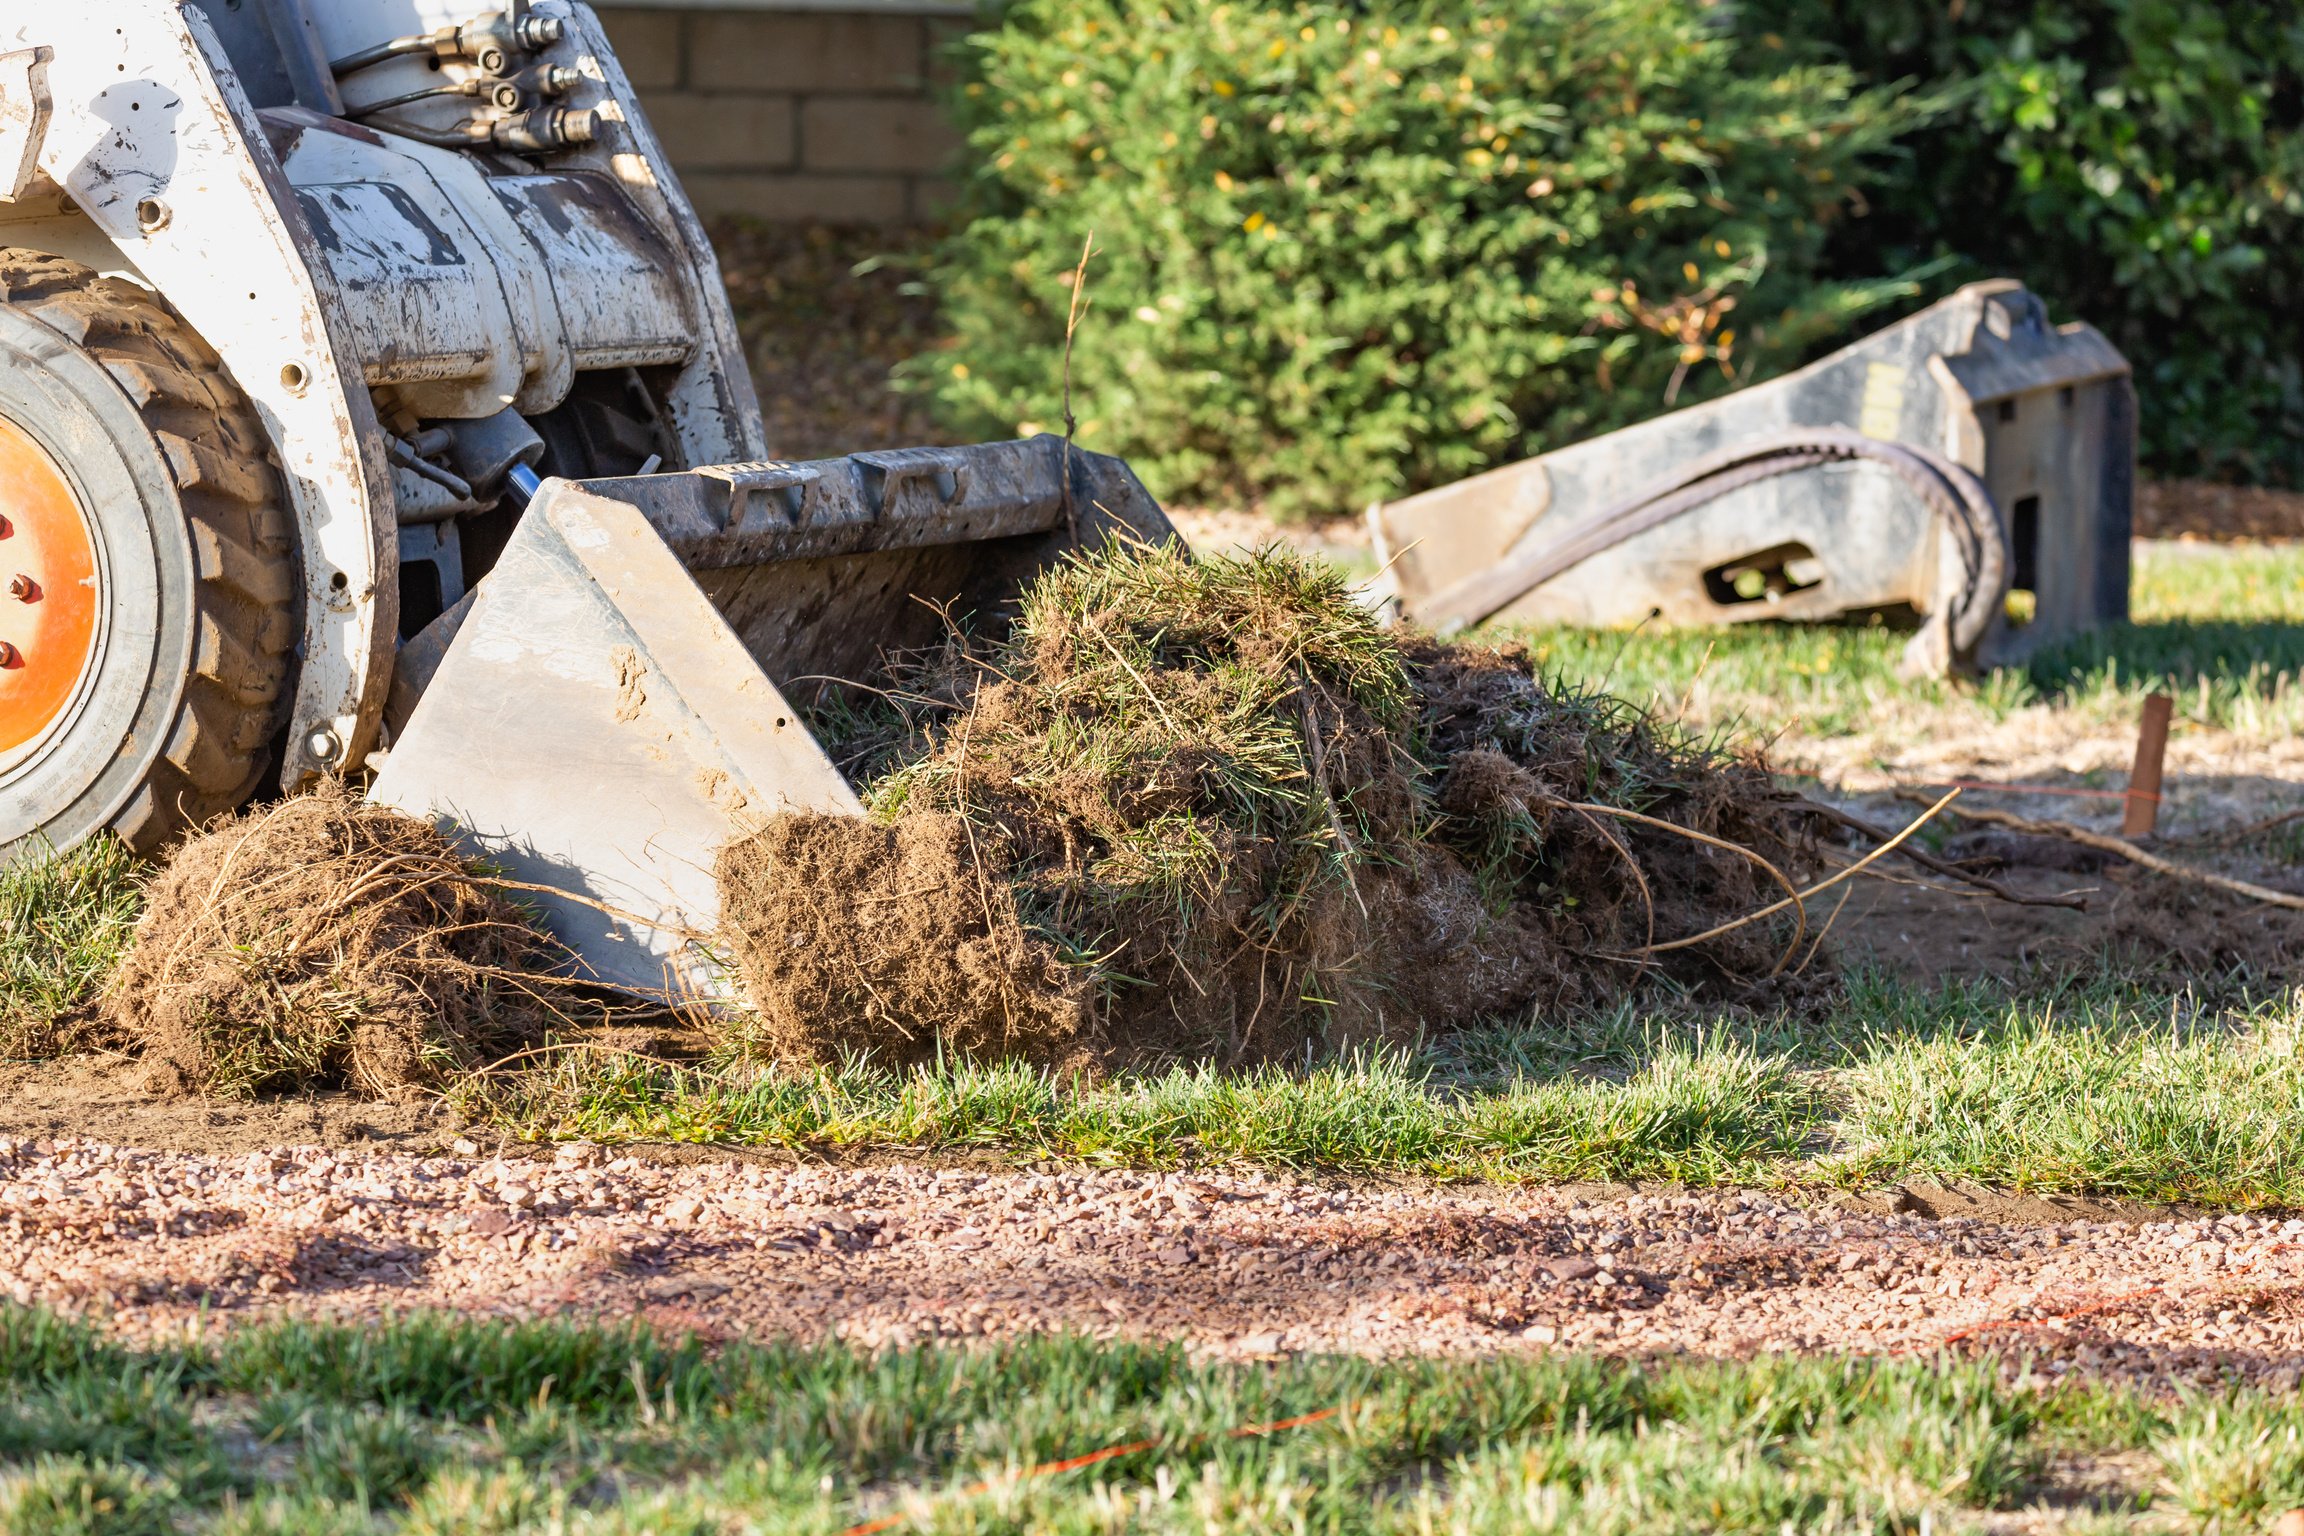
left=0, top=837, right=140, bottom=1060
left=3, top=1303, right=2297, bottom=1534
left=1507, top=541, right=2304, bottom=748
left=492, top=975, right=2304, bottom=1208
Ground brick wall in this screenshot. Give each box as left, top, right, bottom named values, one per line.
left=596, top=6, right=966, bottom=224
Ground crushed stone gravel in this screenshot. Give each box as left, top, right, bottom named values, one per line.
left=4, top=1139, right=2301, bottom=1390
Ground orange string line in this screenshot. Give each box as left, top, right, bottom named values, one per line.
left=1936, top=778, right=2158, bottom=803
left=1904, top=1284, right=2164, bottom=1354
left=840, top=1402, right=1354, bottom=1536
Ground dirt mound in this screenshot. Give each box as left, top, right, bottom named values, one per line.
left=717, top=812, right=1092, bottom=1069
left=718, top=543, right=1809, bottom=1068
left=104, top=781, right=571, bottom=1099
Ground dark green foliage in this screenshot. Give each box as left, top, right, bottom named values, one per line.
left=925, top=0, right=2301, bottom=504
left=924, top=0, right=1920, bottom=514
left=1655, top=0, right=2304, bottom=487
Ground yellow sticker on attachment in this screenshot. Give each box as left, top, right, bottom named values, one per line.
left=1858, top=361, right=1907, bottom=440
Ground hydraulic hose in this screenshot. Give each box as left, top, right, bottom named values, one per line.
left=328, top=35, right=432, bottom=78
left=345, top=78, right=520, bottom=121
left=1423, top=426, right=2009, bottom=659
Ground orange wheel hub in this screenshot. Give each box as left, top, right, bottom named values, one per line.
left=0, top=416, right=97, bottom=756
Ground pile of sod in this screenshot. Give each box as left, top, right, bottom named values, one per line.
left=716, top=542, right=1802, bottom=1069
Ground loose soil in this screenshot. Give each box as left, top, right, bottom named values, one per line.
left=5, top=1138, right=2298, bottom=1394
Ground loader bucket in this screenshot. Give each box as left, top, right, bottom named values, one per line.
left=367, top=436, right=1175, bottom=1000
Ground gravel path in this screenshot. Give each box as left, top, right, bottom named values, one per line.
left=6, top=1137, right=2300, bottom=1390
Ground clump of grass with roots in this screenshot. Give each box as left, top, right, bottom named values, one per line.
left=0, top=835, right=142, bottom=1059
left=713, top=540, right=1809, bottom=1073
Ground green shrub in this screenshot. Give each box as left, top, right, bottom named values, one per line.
left=927, top=0, right=1920, bottom=515
left=1744, top=0, right=2304, bottom=488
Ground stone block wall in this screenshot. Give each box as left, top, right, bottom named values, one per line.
left=596, top=5, right=967, bottom=224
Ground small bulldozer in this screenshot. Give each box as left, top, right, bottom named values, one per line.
left=0, top=0, right=2133, bottom=1001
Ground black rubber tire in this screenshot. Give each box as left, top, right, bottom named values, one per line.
left=0, top=250, right=299, bottom=856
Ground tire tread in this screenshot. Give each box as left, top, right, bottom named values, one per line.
left=0, top=250, right=298, bottom=852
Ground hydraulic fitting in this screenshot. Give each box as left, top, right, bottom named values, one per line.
left=479, top=106, right=600, bottom=154
left=332, top=5, right=570, bottom=81
left=452, top=8, right=568, bottom=75
left=507, top=63, right=582, bottom=100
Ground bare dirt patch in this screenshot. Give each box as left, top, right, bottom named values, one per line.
left=0, top=1057, right=455, bottom=1156
left=7, top=1140, right=2298, bottom=1393
left=1814, top=784, right=2304, bottom=984
left=102, top=782, right=572, bottom=1099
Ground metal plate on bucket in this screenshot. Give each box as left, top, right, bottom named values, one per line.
left=368, top=480, right=862, bottom=1001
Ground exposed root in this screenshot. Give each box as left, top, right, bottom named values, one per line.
left=1941, top=803, right=2304, bottom=913
left=1791, top=797, right=2092, bottom=911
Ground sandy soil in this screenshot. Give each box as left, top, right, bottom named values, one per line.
left=4, top=1137, right=2298, bottom=1391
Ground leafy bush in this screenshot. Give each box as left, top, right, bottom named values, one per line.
left=1741, top=0, right=2304, bottom=488
left=926, top=0, right=1919, bottom=514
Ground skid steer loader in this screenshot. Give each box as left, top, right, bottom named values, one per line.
left=0, top=0, right=1173, bottom=994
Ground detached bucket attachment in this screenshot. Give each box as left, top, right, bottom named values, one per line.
left=1370, top=281, right=2134, bottom=675
left=368, top=436, right=1174, bottom=1000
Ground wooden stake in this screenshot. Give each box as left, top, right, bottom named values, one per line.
left=2123, top=692, right=2172, bottom=838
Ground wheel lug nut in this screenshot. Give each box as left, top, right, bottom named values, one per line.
left=6, top=574, right=33, bottom=601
